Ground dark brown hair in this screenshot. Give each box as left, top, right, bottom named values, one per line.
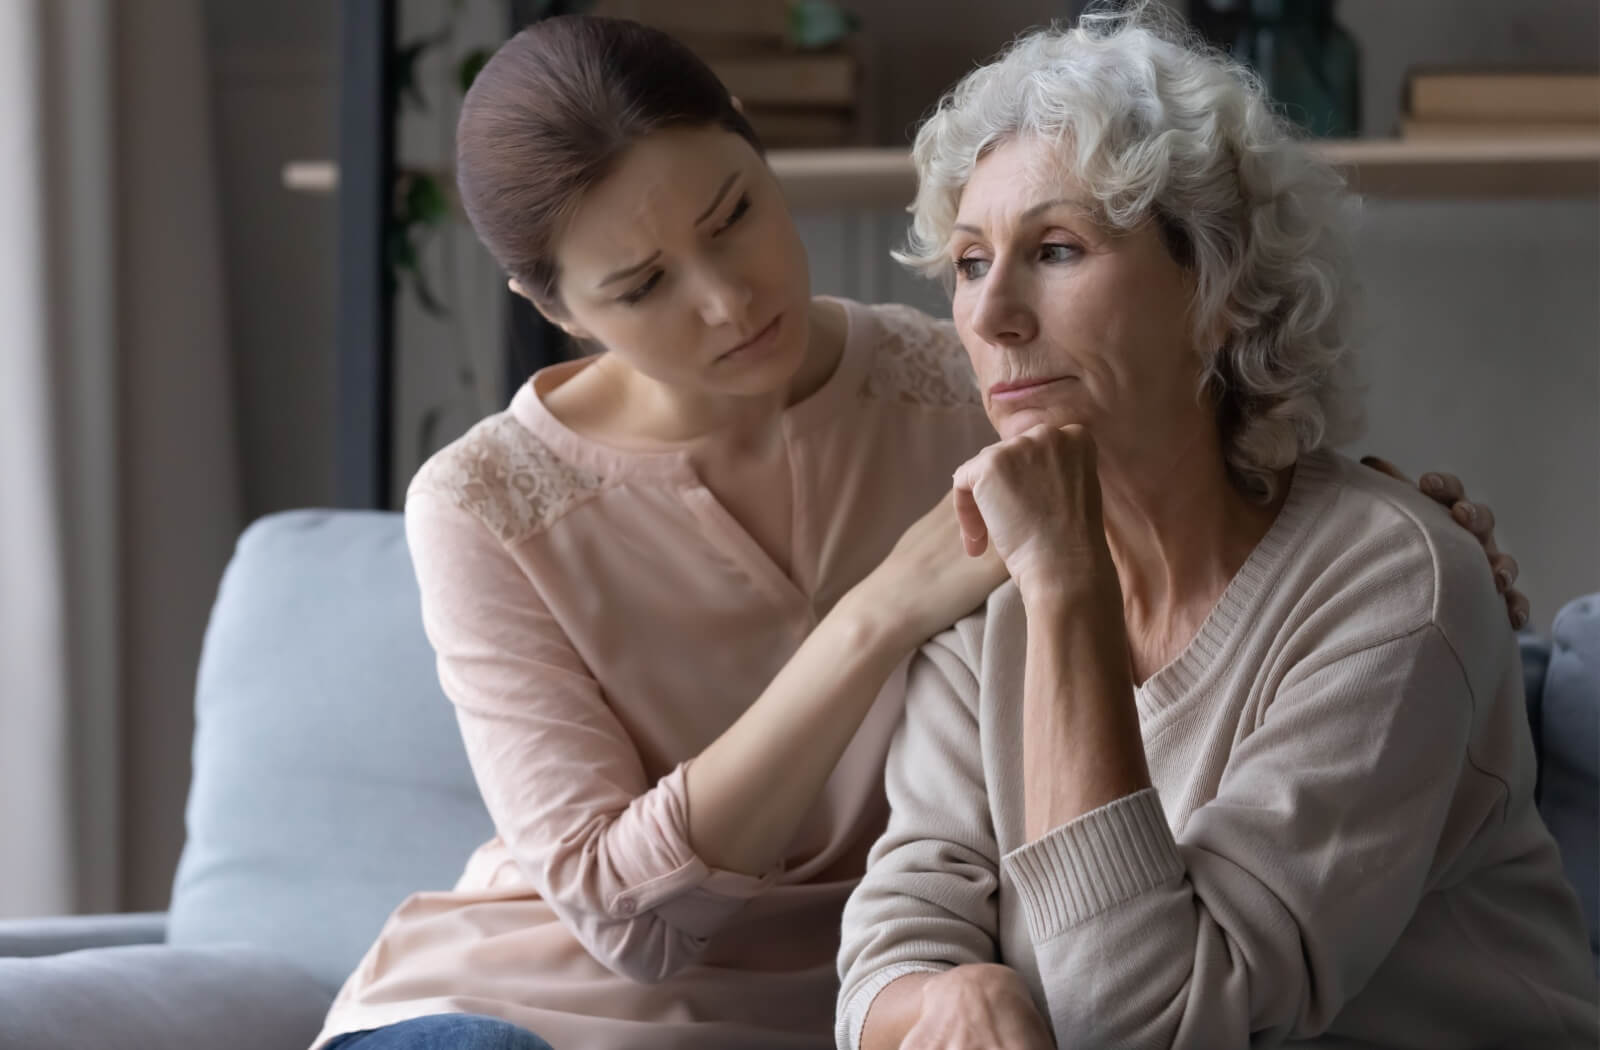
left=456, top=15, right=762, bottom=314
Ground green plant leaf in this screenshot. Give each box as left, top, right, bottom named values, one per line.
left=457, top=48, right=491, bottom=93
left=409, top=257, right=449, bottom=317
left=395, top=29, right=451, bottom=110
left=406, top=173, right=450, bottom=227
left=787, top=1, right=860, bottom=50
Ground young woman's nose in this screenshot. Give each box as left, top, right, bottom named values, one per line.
left=694, top=259, right=755, bottom=329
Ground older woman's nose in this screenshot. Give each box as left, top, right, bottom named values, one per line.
left=970, top=268, right=1038, bottom=347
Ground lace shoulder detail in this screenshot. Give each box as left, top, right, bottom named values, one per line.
left=409, top=413, right=608, bottom=545
left=861, top=303, right=982, bottom=409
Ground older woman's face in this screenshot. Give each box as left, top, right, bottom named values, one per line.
left=949, top=135, right=1205, bottom=445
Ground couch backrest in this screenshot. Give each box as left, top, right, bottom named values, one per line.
left=1539, top=594, right=1599, bottom=966
left=167, top=510, right=496, bottom=990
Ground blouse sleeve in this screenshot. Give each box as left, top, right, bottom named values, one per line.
left=405, top=488, right=779, bottom=984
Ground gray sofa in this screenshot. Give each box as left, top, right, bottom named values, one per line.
left=0, top=510, right=1594, bottom=1049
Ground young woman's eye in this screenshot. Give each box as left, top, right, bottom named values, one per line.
left=714, top=194, right=751, bottom=235
left=618, top=271, right=661, bottom=305
left=953, top=256, right=991, bottom=281
left=1040, top=243, right=1081, bottom=263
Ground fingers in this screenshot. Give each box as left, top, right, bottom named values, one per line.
left=1507, top=589, right=1531, bottom=632
left=1359, top=455, right=1409, bottom=483
left=1490, top=552, right=1519, bottom=594
left=1447, top=498, right=1493, bottom=536
left=1419, top=471, right=1465, bottom=506
left=951, top=481, right=988, bottom=558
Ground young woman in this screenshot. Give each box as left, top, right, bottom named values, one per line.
left=312, top=15, right=1528, bottom=1050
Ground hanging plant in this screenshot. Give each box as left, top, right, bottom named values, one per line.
left=385, top=1, right=593, bottom=318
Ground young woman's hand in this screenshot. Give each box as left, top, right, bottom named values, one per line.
left=863, top=492, right=1009, bottom=648
left=901, top=965, right=1053, bottom=1050
left=1360, top=456, right=1530, bottom=629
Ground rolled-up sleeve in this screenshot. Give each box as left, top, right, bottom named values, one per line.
left=406, top=490, right=778, bottom=984
left=835, top=634, right=1001, bottom=1049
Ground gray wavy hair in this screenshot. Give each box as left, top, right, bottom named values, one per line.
left=900, top=2, right=1364, bottom=502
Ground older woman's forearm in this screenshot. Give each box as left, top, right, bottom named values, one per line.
left=1019, top=578, right=1148, bottom=842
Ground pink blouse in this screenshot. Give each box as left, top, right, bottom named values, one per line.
left=312, top=299, right=997, bottom=1049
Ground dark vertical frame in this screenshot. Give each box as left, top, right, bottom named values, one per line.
left=336, top=0, right=396, bottom=508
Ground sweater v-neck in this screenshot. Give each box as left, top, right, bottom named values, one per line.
left=1134, top=450, right=1337, bottom=721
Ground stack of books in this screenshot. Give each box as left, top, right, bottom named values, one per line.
left=589, top=0, right=864, bottom=149
left=1401, top=68, right=1600, bottom=141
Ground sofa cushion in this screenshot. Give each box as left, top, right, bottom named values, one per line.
left=167, top=510, right=496, bottom=989
left=0, top=944, right=332, bottom=1050
left=1539, top=593, right=1599, bottom=965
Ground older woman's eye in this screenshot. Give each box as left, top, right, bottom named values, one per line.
left=1040, top=243, right=1080, bottom=263
left=618, top=271, right=662, bottom=305
left=954, top=256, right=991, bottom=280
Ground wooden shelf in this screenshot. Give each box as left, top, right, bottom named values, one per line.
left=284, top=137, right=1600, bottom=210
left=1319, top=137, right=1600, bottom=199
left=766, top=139, right=1600, bottom=207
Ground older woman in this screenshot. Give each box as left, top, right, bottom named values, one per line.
left=838, top=10, right=1597, bottom=1050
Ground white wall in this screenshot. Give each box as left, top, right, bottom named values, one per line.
left=1337, top=3, right=1600, bottom=630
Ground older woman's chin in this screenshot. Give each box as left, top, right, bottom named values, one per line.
left=988, top=405, right=1090, bottom=439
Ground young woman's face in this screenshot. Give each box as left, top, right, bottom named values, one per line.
left=546, top=125, right=813, bottom=398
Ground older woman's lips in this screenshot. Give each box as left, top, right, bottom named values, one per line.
left=988, top=377, right=1073, bottom=401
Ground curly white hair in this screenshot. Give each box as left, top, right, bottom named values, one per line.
left=899, top=2, right=1365, bottom=501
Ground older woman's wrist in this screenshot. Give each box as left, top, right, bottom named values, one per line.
left=1014, top=555, right=1119, bottom=614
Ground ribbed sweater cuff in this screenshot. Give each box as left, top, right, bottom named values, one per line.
left=1002, top=788, right=1184, bottom=943
left=837, top=962, right=945, bottom=1050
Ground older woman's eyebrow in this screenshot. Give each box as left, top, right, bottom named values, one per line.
left=951, top=197, right=1091, bottom=236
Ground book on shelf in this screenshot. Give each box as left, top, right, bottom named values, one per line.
left=586, top=0, right=788, bottom=42
left=583, top=0, right=866, bottom=148
left=1400, top=118, right=1600, bottom=141
left=1405, top=69, right=1600, bottom=124
left=744, top=108, right=859, bottom=148
left=709, top=52, right=858, bottom=108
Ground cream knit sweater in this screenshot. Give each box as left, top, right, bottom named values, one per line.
left=838, top=450, right=1597, bottom=1050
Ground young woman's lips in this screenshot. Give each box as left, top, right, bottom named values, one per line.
left=988, top=376, right=1074, bottom=401
left=715, top=314, right=783, bottom=364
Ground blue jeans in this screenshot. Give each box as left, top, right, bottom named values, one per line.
left=323, top=1014, right=554, bottom=1050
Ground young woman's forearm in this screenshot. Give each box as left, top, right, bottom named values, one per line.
left=683, top=587, right=919, bottom=876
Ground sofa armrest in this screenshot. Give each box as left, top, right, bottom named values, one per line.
left=0, top=943, right=333, bottom=1050
left=0, top=911, right=169, bottom=957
